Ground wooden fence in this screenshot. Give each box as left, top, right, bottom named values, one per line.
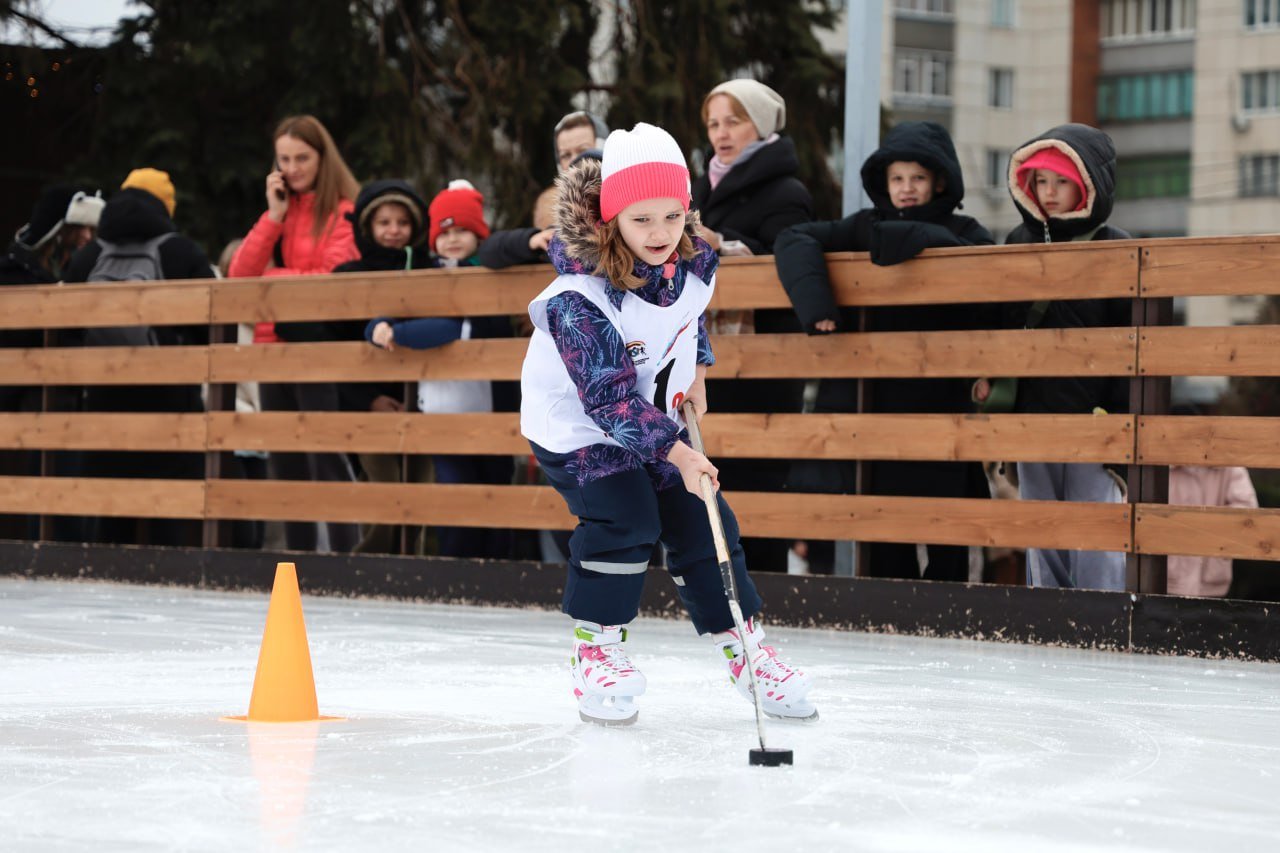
left=1, top=234, right=1278, bottom=596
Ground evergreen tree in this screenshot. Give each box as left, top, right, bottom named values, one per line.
left=606, top=0, right=845, bottom=219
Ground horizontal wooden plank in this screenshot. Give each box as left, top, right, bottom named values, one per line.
left=828, top=244, right=1139, bottom=306
left=0, top=476, right=205, bottom=518
left=202, top=411, right=1134, bottom=463
left=1139, top=326, right=1280, bottom=376
left=4, top=235, right=1274, bottom=333
left=0, top=280, right=210, bottom=330
left=1136, top=416, right=1280, bottom=468
left=1141, top=238, right=1280, bottom=297
left=0, top=413, right=206, bottom=451
left=210, top=260, right=798, bottom=321
left=207, top=412, right=528, bottom=455
left=1135, top=504, right=1280, bottom=561
left=205, top=480, right=578, bottom=530
left=711, top=327, right=1136, bottom=379
left=0, top=345, right=210, bottom=386
left=704, top=413, right=1134, bottom=463
left=204, top=480, right=1131, bottom=551
left=209, top=265, right=549, bottom=323
left=207, top=339, right=526, bottom=383
left=0, top=326, right=1139, bottom=385
left=729, top=492, right=1132, bottom=551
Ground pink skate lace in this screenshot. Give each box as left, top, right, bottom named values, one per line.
left=578, top=642, right=639, bottom=689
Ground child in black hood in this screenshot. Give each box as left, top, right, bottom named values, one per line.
left=773, top=121, right=994, bottom=581
left=361, top=180, right=515, bottom=559
left=976, top=123, right=1131, bottom=592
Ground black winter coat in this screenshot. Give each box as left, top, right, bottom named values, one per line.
left=276, top=179, right=435, bottom=413
left=691, top=135, right=813, bottom=256
left=695, top=136, right=814, bottom=425
left=1002, top=124, right=1131, bottom=416
left=0, top=243, right=53, bottom=410
left=63, top=189, right=213, bottom=292
left=60, top=189, right=212, bottom=414
left=478, top=227, right=544, bottom=269
left=774, top=121, right=995, bottom=416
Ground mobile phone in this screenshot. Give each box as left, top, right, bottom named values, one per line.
left=271, top=159, right=286, bottom=202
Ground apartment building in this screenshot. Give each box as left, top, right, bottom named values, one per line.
left=836, top=0, right=1279, bottom=241
left=1188, top=0, right=1280, bottom=235
left=880, top=1, right=1076, bottom=238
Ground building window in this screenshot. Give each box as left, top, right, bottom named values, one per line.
left=1241, top=70, right=1280, bottom=113
left=1097, top=70, right=1194, bottom=121
left=992, top=0, right=1016, bottom=27
left=989, top=68, right=1014, bottom=108
left=1115, top=155, right=1191, bottom=199
left=986, top=149, right=1011, bottom=189
left=894, top=0, right=954, bottom=18
left=1101, top=0, right=1196, bottom=41
left=894, top=50, right=952, bottom=103
left=1239, top=154, right=1280, bottom=197
left=1244, top=0, right=1280, bottom=29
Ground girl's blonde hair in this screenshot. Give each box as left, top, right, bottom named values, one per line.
left=595, top=215, right=697, bottom=291
left=272, top=115, right=360, bottom=239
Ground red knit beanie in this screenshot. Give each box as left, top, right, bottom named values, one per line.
left=428, top=180, right=490, bottom=249
left=1016, top=147, right=1088, bottom=214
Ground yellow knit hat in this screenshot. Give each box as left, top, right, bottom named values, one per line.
left=121, top=168, right=176, bottom=217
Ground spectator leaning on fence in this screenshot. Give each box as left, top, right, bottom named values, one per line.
left=229, top=114, right=362, bottom=554
left=478, top=111, right=608, bottom=271
left=973, top=123, right=1132, bottom=592
left=365, top=179, right=515, bottom=560
left=297, top=179, right=436, bottom=554
left=774, top=121, right=995, bottom=579
left=692, top=78, right=813, bottom=574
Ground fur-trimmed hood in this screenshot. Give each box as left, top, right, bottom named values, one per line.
left=1007, top=123, right=1116, bottom=239
left=552, top=158, right=702, bottom=275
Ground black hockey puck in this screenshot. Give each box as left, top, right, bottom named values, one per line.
left=749, top=747, right=793, bottom=767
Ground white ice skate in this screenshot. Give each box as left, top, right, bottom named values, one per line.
left=570, top=622, right=646, bottom=726
left=715, top=619, right=817, bottom=721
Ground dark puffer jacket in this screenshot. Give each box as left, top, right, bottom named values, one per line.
left=61, top=188, right=212, bottom=413
left=1003, top=124, right=1131, bottom=416
left=774, top=121, right=995, bottom=416
left=691, top=135, right=813, bottom=256
left=62, top=189, right=213, bottom=291
left=278, top=179, right=437, bottom=412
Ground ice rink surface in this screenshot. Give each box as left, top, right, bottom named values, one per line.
left=1, top=577, right=1278, bottom=852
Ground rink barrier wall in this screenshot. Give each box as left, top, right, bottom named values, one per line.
left=1, top=235, right=1280, bottom=597
left=4, top=541, right=1279, bottom=662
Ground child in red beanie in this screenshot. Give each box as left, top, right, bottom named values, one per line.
left=428, top=179, right=490, bottom=266
left=366, top=177, right=514, bottom=559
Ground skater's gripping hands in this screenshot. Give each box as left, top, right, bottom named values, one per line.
left=669, top=365, right=718, bottom=495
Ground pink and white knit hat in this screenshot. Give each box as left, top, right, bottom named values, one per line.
left=599, top=123, right=691, bottom=222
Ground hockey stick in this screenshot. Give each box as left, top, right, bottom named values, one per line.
left=680, top=401, right=791, bottom=767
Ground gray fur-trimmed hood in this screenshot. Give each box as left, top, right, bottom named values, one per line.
left=551, top=158, right=701, bottom=274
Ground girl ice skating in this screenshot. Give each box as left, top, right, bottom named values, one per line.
left=520, top=122, right=816, bottom=725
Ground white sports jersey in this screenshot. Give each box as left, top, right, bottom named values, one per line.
left=521, top=272, right=714, bottom=453
left=418, top=319, right=493, bottom=414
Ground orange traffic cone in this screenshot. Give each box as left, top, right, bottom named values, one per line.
left=222, top=562, right=343, bottom=723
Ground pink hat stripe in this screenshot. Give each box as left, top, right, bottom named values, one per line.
left=600, top=161, right=690, bottom=222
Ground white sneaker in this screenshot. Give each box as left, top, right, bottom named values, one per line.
left=714, top=619, right=817, bottom=721
left=570, top=622, right=646, bottom=726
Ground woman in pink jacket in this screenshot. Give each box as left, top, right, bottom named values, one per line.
left=230, top=114, right=361, bottom=553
